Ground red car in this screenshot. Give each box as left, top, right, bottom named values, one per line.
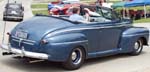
left=49, top=3, right=82, bottom=15
left=48, top=0, right=88, bottom=15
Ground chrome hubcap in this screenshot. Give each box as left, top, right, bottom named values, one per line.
left=72, top=52, right=77, bottom=61
left=134, top=42, right=139, bottom=50
left=134, top=40, right=142, bottom=52
left=71, top=48, right=82, bottom=65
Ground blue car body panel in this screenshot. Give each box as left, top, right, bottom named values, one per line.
left=8, top=7, right=149, bottom=62
left=119, top=27, right=149, bottom=53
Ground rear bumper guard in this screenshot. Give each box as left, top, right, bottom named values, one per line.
left=0, top=44, right=49, bottom=60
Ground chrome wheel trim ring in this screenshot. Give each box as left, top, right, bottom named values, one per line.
left=72, top=51, right=77, bottom=61
left=134, top=40, right=142, bottom=52
left=71, top=48, right=82, bottom=65
left=134, top=41, right=139, bottom=50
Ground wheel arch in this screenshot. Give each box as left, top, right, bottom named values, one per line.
left=139, top=37, right=148, bottom=45
left=74, top=45, right=87, bottom=59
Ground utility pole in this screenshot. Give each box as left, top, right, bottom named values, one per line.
left=7, top=0, right=9, bottom=3
left=2, top=0, right=9, bottom=43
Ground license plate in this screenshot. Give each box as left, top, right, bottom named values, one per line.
left=15, top=31, right=28, bottom=39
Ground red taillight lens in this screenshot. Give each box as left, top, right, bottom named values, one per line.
left=7, top=32, right=10, bottom=35
left=41, top=40, right=48, bottom=44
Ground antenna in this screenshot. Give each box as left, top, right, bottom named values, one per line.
left=2, top=0, right=9, bottom=44
left=2, top=21, right=7, bottom=44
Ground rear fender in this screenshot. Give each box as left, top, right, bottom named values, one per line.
left=42, top=33, right=88, bottom=61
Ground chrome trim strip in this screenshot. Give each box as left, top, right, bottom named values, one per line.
left=4, top=16, right=23, bottom=19
left=88, top=48, right=121, bottom=55
left=12, top=39, right=34, bottom=45
left=23, top=42, right=34, bottom=45
left=51, top=40, right=88, bottom=45
left=123, top=33, right=149, bottom=37
left=48, top=24, right=131, bottom=37
left=0, top=44, right=49, bottom=60
left=11, top=36, right=36, bottom=43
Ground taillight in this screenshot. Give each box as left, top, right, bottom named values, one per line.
left=41, top=39, right=48, bottom=44
left=7, top=32, right=11, bottom=43
left=7, top=32, right=10, bottom=36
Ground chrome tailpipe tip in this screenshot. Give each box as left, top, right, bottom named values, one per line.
left=2, top=52, right=14, bottom=56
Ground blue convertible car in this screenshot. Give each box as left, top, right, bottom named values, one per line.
left=0, top=5, right=149, bottom=70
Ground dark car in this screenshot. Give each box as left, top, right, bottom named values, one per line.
left=0, top=5, right=149, bottom=70
left=3, top=3, right=24, bottom=21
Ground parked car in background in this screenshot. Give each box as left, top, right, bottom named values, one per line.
left=3, top=3, right=24, bottom=21
left=0, top=5, right=149, bottom=70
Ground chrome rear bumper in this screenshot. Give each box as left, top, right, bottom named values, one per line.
left=0, top=44, right=49, bottom=60
left=4, top=16, right=23, bottom=19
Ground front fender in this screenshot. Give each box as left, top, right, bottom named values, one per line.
left=41, top=33, right=88, bottom=62
left=119, top=27, right=149, bottom=53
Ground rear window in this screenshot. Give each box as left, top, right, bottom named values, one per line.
left=7, top=4, right=20, bottom=9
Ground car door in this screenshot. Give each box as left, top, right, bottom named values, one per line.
left=96, top=7, right=123, bottom=56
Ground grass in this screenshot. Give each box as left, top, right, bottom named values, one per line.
left=32, top=3, right=48, bottom=15
left=32, top=10, right=49, bottom=15
left=134, top=18, right=150, bottom=23
left=31, top=4, right=48, bottom=9
left=115, top=6, right=150, bottom=11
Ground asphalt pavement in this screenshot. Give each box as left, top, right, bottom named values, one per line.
left=0, top=0, right=150, bottom=72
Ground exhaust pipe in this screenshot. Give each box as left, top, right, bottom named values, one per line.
left=2, top=52, right=14, bottom=55
left=29, top=60, right=45, bottom=63
left=2, top=52, right=45, bottom=63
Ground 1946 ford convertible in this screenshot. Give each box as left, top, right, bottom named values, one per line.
left=0, top=5, right=149, bottom=70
